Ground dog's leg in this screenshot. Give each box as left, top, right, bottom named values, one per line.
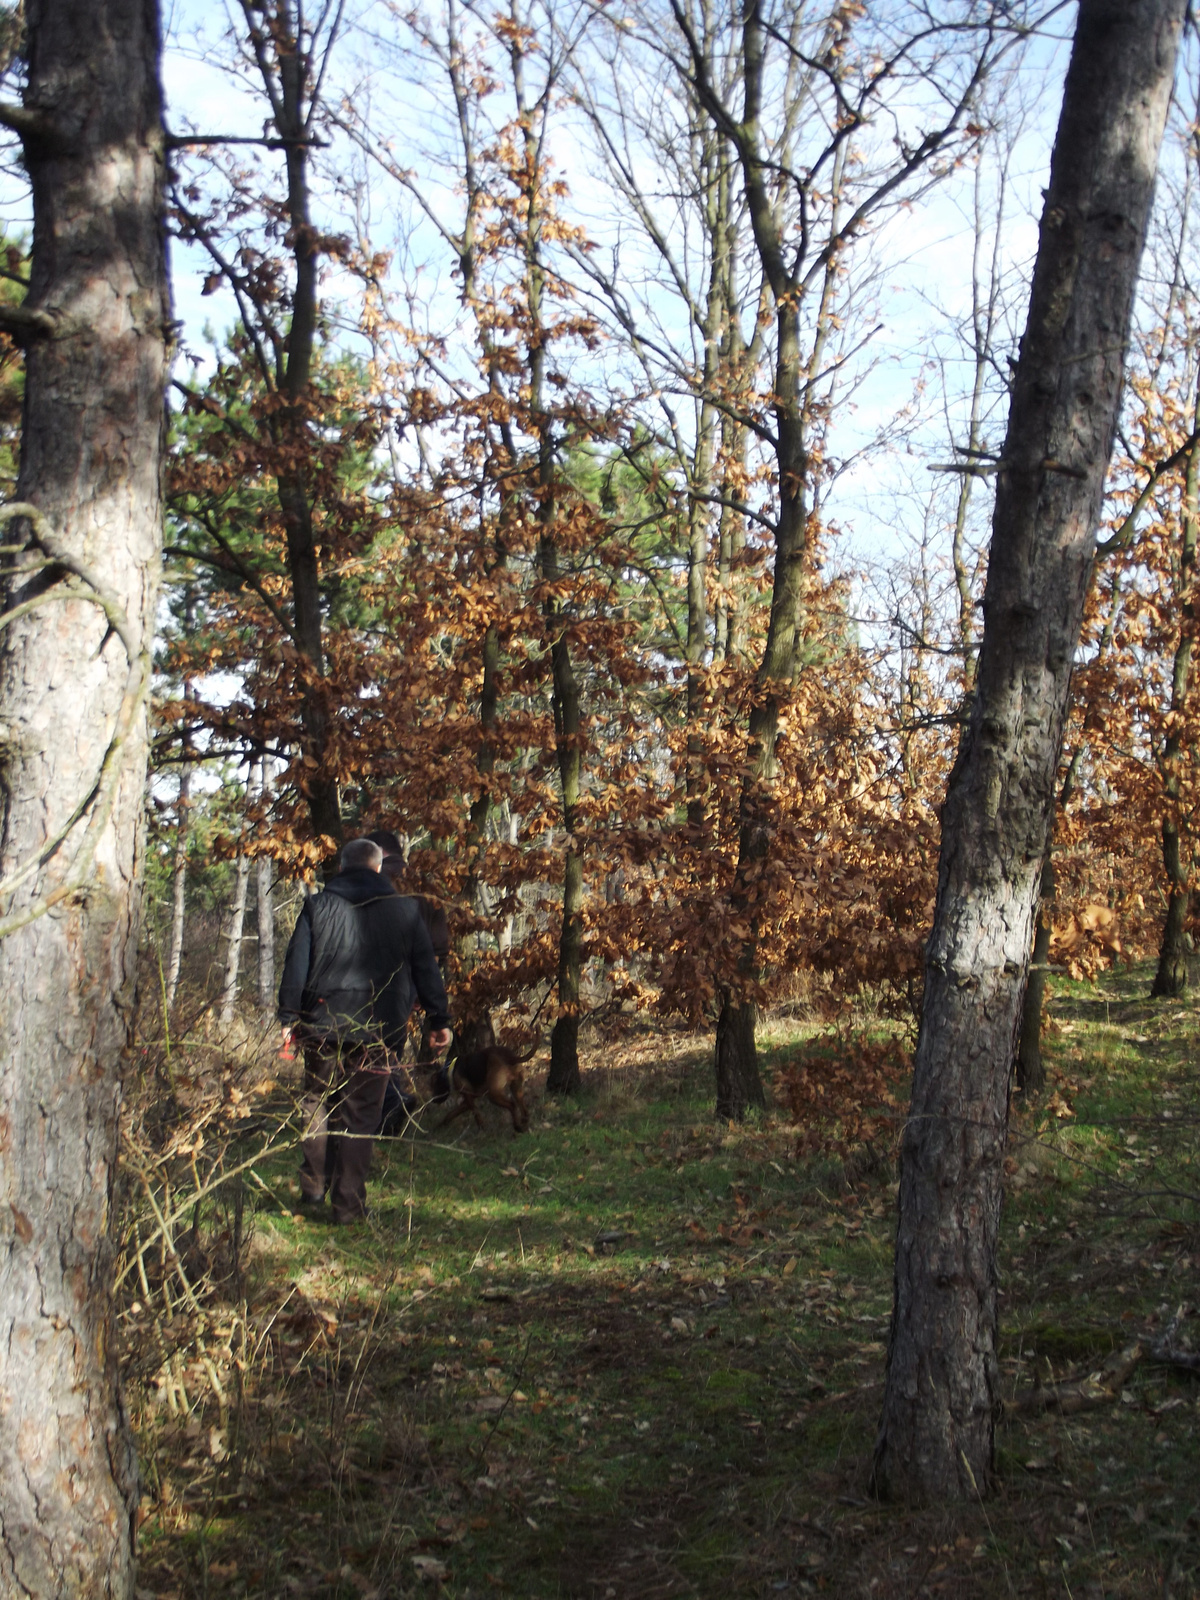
left=487, top=1072, right=528, bottom=1133
left=511, top=1084, right=529, bottom=1132
left=439, top=1097, right=472, bottom=1130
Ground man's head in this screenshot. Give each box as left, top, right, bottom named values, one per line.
left=341, top=838, right=384, bottom=873
left=366, top=827, right=404, bottom=859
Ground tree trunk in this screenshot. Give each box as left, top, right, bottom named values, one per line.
left=0, top=0, right=169, bottom=1590
left=1018, top=744, right=1084, bottom=1094
left=873, top=0, right=1184, bottom=1506
left=715, top=996, right=763, bottom=1120
left=165, top=587, right=195, bottom=1014
left=712, top=290, right=809, bottom=1116
left=684, top=135, right=726, bottom=833
left=1151, top=390, right=1200, bottom=997
left=545, top=621, right=584, bottom=1096
left=257, top=857, right=275, bottom=1016
left=165, top=757, right=190, bottom=1013
left=515, top=34, right=584, bottom=1097
left=1016, top=856, right=1053, bottom=1094
left=220, top=851, right=252, bottom=1027
left=1151, top=820, right=1189, bottom=996
left=255, top=761, right=275, bottom=1016
left=247, top=2, right=342, bottom=849
left=458, top=617, right=502, bottom=970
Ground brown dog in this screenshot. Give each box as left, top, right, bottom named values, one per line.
left=442, top=1042, right=534, bottom=1133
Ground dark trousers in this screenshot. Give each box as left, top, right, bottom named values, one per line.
left=299, top=1038, right=391, bottom=1223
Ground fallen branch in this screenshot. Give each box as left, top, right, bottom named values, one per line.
left=1004, top=1341, right=1143, bottom=1418
left=1005, top=1306, right=1200, bottom=1418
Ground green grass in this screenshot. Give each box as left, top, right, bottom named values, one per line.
left=134, top=979, right=1200, bottom=1598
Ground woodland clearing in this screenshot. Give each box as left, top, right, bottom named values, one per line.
left=127, top=965, right=1200, bottom=1600
left=1, top=1, right=1196, bottom=1587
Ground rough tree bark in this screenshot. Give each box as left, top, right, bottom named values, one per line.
left=0, top=0, right=169, bottom=1591
left=872, top=0, right=1184, bottom=1504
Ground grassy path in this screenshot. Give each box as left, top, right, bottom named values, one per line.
left=135, top=980, right=1200, bottom=1597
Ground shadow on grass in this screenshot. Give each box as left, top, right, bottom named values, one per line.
left=130, top=997, right=1200, bottom=1599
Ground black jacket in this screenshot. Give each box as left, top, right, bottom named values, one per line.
left=278, top=869, right=451, bottom=1047
left=380, top=855, right=451, bottom=966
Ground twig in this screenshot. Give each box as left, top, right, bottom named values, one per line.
left=114, top=1128, right=298, bottom=1292
left=472, top=1329, right=534, bottom=1468
left=167, top=131, right=330, bottom=150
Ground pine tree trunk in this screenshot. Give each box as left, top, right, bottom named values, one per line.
left=0, top=0, right=168, bottom=1590
left=873, top=0, right=1184, bottom=1505
left=220, top=852, right=252, bottom=1026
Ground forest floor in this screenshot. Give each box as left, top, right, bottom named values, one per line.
left=131, top=967, right=1200, bottom=1600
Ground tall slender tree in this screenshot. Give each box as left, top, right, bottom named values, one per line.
left=665, top=0, right=1016, bottom=1117
left=172, top=0, right=347, bottom=848
left=873, top=0, right=1186, bottom=1505
left=0, top=0, right=170, bottom=1589
left=256, top=759, right=276, bottom=1015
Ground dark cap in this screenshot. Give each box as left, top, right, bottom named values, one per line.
left=366, top=827, right=404, bottom=858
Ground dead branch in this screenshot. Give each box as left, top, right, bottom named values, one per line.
left=1003, top=1340, right=1144, bottom=1418
left=1004, top=1306, right=1200, bottom=1418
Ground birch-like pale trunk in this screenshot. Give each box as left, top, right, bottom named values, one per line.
left=256, top=838, right=275, bottom=1018
left=0, top=0, right=169, bottom=1590
left=165, top=758, right=190, bottom=1012
left=873, top=0, right=1185, bottom=1504
left=220, top=849, right=252, bottom=1027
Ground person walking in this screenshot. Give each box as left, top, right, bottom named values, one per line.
left=279, top=837, right=452, bottom=1222
left=366, top=826, right=455, bottom=1130
left=366, top=827, right=451, bottom=964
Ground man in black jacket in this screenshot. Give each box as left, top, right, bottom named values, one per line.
left=279, top=838, right=452, bottom=1222
left=366, top=827, right=451, bottom=964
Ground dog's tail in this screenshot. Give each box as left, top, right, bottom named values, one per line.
left=512, top=1040, right=540, bottom=1066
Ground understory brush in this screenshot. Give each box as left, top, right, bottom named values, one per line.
left=124, top=975, right=1200, bottom=1598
